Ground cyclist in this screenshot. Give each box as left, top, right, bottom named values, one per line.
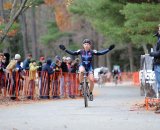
left=112, top=68, right=121, bottom=84
left=59, top=39, right=115, bottom=101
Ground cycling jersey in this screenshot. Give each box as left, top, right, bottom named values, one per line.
left=65, top=49, right=110, bottom=73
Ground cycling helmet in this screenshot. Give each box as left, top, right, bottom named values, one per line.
left=82, top=39, right=92, bottom=44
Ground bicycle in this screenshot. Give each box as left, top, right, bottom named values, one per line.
left=113, top=74, right=118, bottom=85
left=81, top=71, right=90, bottom=107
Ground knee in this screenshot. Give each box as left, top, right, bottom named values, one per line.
left=89, top=78, right=95, bottom=83
left=79, top=67, right=85, bottom=73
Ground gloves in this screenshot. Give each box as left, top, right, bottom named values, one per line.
left=109, top=44, right=115, bottom=50
left=59, top=44, right=66, bottom=51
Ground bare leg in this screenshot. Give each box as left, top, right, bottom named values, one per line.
left=88, top=73, right=94, bottom=93
left=79, top=66, right=85, bottom=83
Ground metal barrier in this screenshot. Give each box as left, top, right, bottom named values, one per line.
left=132, top=72, right=140, bottom=86
left=121, top=72, right=133, bottom=81
left=0, top=71, right=140, bottom=101
left=0, top=70, right=80, bottom=100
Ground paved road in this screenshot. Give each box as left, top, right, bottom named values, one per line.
left=0, top=82, right=159, bottom=130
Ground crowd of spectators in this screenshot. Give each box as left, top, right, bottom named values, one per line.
left=0, top=52, right=80, bottom=100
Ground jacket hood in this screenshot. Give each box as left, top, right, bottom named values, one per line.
left=46, top=58, right=52, bottom=65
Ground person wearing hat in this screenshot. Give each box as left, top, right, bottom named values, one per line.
left=14, top=54, right=23, bottom=72
left=53, top=55, right=62, bottom=72
left=5, top=53, right=23, bottom=100
left=150, top=24, right=160, bottom=98
left=39, top=56, right=46, bottom=67
left=59, top=39, right=115, bottom=101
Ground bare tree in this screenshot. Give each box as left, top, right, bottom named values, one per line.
left=19, top=11, right=29, bottom=57
left=30, top=6, right=38, bottom=59
left=0, top=0, right=28, bottom=43
left=128, top=43, right=135, bottom=72
left=0, top=0, right=39, bottom=43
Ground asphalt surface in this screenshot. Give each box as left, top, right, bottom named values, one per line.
left=0, top=82, right=160, bottom=130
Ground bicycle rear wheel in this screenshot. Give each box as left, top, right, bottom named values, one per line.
left=114, top=75, right=118, bottom=85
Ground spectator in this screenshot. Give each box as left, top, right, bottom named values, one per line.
left=0, top=53, right=5, bottom=96
left=23, top=53, right=32, bottom=70
left=4, top=53, right=10, bottom=67
left=42, top=58, right=54, bottom=74
left=54, top=55, right=62, bottom=72
left=36, top=57, right=45, bottom=99
left=150, top=24, right=160, bottom=98
left=28, top=60, right=39, bottom=99
left=58, top=56, right=68, bottom=98
left=66, top=57, right=72, bottom=72
left=3, top=52, right=10, bottom=67
left=52, top=56, right=62, bottom=98
left=6, top=53, right=22, bottom=100
left=0, top=53, right=5, bottom=71
left=37, top=56, right=46, bottom=77
left=61, top=56, right=68, bottom=72
left=70, top=58, right=80, bottom=73
left=39, top=56, right=46, bottom=66
left=15, top=54, right=23, bottom=72
left=41, top=58, right=54, bottom=99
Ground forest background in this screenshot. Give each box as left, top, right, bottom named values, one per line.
left=0, top=0, right=160, bottom=72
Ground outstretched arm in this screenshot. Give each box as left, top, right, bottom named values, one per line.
left=59, top=44, right=80, bottom=55
left=65, top=49, right=81, bottom=55
left=150, top=50, right=160, bottom=58
left=93, top=49, right=110, bottom=55
left=93, top=44, right=115, bottom=55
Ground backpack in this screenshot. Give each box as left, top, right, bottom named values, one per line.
left=6, top=60, right=17, bottom=71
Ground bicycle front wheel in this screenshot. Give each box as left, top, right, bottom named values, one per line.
left=83, top=81, right=88, bottom=107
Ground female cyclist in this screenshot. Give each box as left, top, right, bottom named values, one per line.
left=59, top=39, right=115, bottom=101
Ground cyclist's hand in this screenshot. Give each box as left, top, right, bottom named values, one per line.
left=109, top=44, right=115, bottom=50
left=59, top=44, right=66, bottom=51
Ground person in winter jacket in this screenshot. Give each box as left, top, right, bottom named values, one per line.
left=150, top=24, right=160, bottom=98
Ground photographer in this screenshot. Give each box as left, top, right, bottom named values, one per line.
left=150, top=24, right=160, bottom=98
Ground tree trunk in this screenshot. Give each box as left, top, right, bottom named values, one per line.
left=0, top=0, right=4, bottom=19
left=128, top=43, right=134, bottom=72
left=19, top=11, right=29, bottom=57
left=92, top=31, right=98, bottom=68
left=142, top=44, right=148, bottom=54
left=0, top=0, right=28, bottom=43
left=106, top=53, right=111, bottom=72
left=97, top=33, right=106, bottom=67
left=30, top=7, right=38, bottom=59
